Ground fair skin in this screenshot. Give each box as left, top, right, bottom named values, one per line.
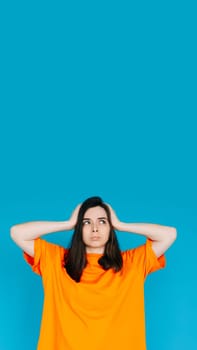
left=107, top=204, right=177, bottom=257
left=82, top=206, right=110, bottom=254
left=10, top=204, right=81, bottom=258
left=10, top=203, right=177, bottom=258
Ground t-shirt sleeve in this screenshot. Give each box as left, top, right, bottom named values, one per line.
left=130, top=238, right=166, bottom=279
left=23, top=238, right=61, bottom=276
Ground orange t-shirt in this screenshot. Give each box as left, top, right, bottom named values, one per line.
left=23, top=238, right=166, bottom=350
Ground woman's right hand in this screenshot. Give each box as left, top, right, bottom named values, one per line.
left=67, top=204, right=82, bottom=229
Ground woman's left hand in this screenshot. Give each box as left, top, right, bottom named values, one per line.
left=106, top=203, right=121, bottom=230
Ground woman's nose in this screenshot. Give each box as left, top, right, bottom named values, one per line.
left=92, top=223, right=98, bottom=231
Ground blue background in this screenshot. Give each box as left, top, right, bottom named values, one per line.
left=0, top=0, right=196, bottom=349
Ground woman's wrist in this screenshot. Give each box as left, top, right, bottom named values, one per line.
left=111, top=220, right=123, bottom=231
left=62, top=220, right=75, bottom=231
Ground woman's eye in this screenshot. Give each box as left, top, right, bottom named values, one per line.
left=83, top=221, right=90, bottom=225
left=100, top=220, right=106, bottom=224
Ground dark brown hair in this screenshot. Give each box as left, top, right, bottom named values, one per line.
left=64, top=196, right=123, bottom=282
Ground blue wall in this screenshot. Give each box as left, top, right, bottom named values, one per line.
left=0, top=1, right=196, bottom=349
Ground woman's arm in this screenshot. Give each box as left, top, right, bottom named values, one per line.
left=107, top=204, right=177, bottom=258
left=11, top=220, right=75, bottom=241
left=10, top=204, right=81, bottom=240
left=10, top=204, right=81, bottom=257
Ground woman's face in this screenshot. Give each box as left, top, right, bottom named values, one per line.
left=82, top=206, right=111, bottom=254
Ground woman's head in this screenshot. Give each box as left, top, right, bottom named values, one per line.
left=76, top=196, right=113, bottom=254
left=64, top=196, right=123, bottom=282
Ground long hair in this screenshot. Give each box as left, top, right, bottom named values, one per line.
left=64, top=196, right=123, bottom=282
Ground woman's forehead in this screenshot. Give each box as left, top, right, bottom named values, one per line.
left=83, top=206, right=107, bottom=219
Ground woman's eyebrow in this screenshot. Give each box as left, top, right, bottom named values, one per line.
left=83, top=217, right=108, bottom=220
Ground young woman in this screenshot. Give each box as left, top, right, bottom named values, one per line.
left=10, top=196, right=177, bottom=350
